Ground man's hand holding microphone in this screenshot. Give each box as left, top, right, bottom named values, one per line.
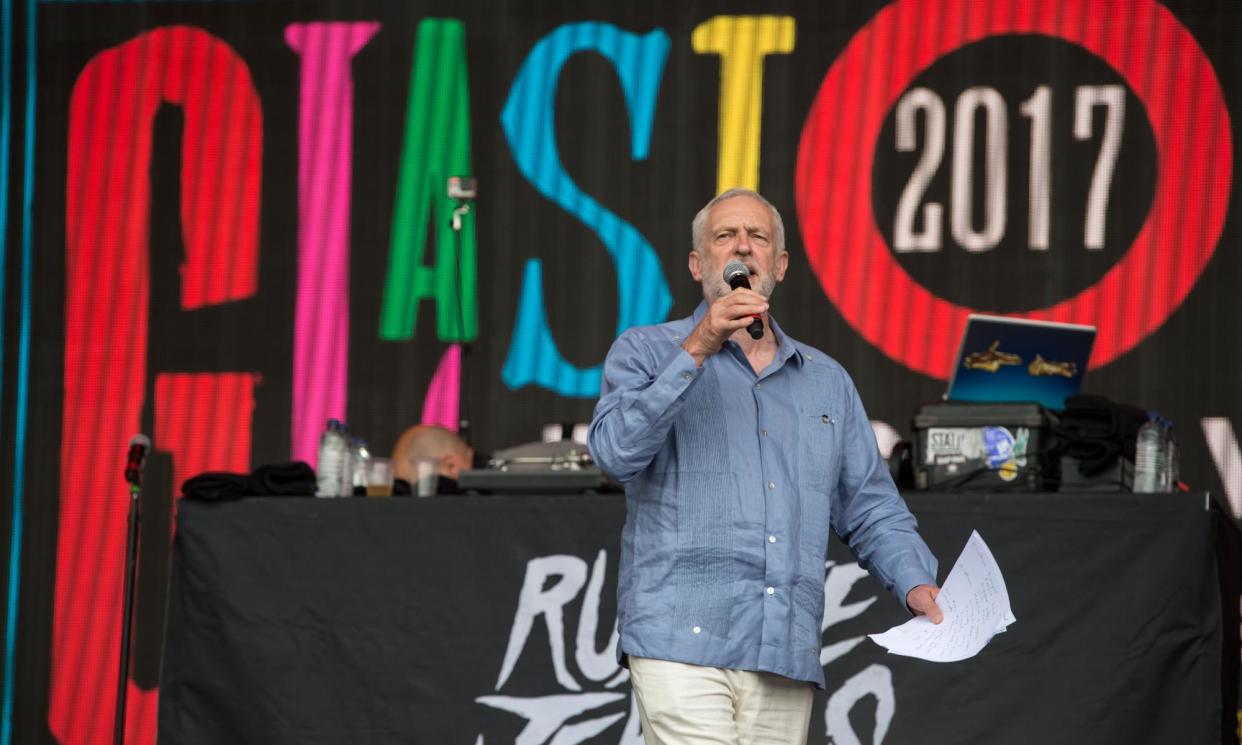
left=682, top=262, right=768, bottom=367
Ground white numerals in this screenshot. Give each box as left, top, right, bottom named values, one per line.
left=894, top=88, right=945, bottom=252
left=951, top=86, right=1008, bottom=252
left=1020, top=85, right=1051, bottom=250
left=894, top=84, right=1125, bottom=253
left=1075, top=85, right=1125, bottom=250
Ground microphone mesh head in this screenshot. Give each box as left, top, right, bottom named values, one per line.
left=723, top=261, right=749, bottom=282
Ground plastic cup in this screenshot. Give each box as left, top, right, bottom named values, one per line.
left=413, top=459, right=440, bottom=497
left=366, top=457, right=394, bottom=497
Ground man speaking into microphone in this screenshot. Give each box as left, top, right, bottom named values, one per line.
left=588, top=188, right=942, bottom=745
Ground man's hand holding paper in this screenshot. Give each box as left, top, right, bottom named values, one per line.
left=905, top=583, right=945, bottom=624
left=871, top=530, right=1015, bottom=662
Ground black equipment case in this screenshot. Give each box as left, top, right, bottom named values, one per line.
left=912, top=402, right=1056, bottom=491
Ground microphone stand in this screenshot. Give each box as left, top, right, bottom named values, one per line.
left=114, top=469, right=143, bottom=745
left=450, top=200, right=473, bottom=444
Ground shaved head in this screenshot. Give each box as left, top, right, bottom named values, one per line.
left=392, top=425, right=473, bottom=480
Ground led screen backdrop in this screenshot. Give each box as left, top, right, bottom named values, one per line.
left=0, top=0, right=1240, bottom=743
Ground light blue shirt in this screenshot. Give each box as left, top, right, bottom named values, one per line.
left=588, top=302, right=937, bottom=687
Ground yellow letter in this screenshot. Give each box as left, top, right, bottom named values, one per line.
left=692, top=16, right=795, bottom=193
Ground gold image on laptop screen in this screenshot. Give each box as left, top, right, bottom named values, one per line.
left=1028, top=355, right=1077, bottom=378
left=963, top=341, right=1022, bottom=373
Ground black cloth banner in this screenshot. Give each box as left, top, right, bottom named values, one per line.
left=160, top=493, right=1240, bottom=744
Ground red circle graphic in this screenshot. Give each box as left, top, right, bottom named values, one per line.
left=795, top=0, right=1232, bottom=379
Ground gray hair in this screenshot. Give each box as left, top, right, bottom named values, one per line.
left=690, top=187, right=786, bottom=254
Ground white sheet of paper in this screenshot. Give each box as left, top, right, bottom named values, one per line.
left=868, top=530, right=1015, bottom=662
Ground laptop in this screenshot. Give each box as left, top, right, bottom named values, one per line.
left=945, top=315, right=1096, bottom=411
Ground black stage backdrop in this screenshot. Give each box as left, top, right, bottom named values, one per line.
left=2, top=1, right=1242, bottom=744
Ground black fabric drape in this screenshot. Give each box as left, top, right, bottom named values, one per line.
left=159, top=493, right=1240, bottom=745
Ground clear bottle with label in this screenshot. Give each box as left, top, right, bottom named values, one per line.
left=1165, top=422, right=1179, bottom=492
left=316, top=419, right=349, bottom=497
left=1133, top=414, right=1168, bottom=493
left=346, top=438, right=370, bottom=497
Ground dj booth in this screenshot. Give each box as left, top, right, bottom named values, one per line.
left=158, top=492, right=1241, bottom=745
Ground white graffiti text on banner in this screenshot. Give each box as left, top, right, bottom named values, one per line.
left=476, top=552, right=900, bottom=744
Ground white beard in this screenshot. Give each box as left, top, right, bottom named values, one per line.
left=702, top=269, right=776, bottom=301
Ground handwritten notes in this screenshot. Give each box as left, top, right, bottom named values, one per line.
left=868, top=530, right=1015, bottom=662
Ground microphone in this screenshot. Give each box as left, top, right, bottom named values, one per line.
left=448, top=176, right=477, bottom=231
left=124, top=434, right=151, bottom=487
left=723, top=261, right=764, bottom=340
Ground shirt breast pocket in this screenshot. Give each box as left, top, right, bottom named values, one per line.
left=799, top=406, right=840, bottom=495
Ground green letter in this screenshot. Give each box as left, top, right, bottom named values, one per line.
left=380, top=19, right=476, bottom=342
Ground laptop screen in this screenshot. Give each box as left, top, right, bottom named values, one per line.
left=945, top=315, right=1096, bottom=411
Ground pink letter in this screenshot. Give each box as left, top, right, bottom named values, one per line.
left=420, top=344, right=461, bottom=431
left=285, top=22, right=381, bottom=464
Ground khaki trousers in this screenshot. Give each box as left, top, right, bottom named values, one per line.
left=628, top=656, right=814, bottom=745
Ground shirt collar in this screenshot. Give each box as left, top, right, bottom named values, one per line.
left=690, top=299, right=806, bottom=368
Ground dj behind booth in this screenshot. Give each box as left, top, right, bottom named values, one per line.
left=156, top=314, right=1241, bottom=745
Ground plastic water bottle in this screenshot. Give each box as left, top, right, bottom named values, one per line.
left=346, top=438, right=370, bottom=496
left=1166, top=424, right=1180, bottom=492
left=1134, top=415, right=1167, bottom=493
left=316, top=419, right=349, bottom=497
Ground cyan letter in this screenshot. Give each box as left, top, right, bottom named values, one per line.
left=501, top=23, right=672, bottom=397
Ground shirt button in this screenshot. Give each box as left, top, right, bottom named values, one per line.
left=683, top=372, right=693, bottom=380
left=755, top=382, right=762, bottom=389
left=692, top=626, right=701, bottom=634
left=767, top=482, right=775, bottom=490
left=766, top=586, right=775, bottom=595
left=760, top=429, right=768, bottom=437
left=822, top=414, right=830, bottom=423
left=768, top=535, right=777, bottom=543
left=807, top=353, right=814, bottom=361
